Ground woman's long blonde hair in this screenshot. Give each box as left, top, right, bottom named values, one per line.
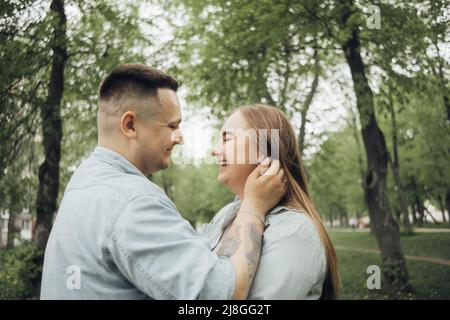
left=238, top=104, right=340, bottom=299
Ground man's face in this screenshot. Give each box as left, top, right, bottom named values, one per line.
left=134, top=88, right=183, bottom=175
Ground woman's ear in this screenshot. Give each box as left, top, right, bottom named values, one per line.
left=120, top=111, right=137, bottom=139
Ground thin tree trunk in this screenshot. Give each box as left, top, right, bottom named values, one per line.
left=438, top=195, right=446, bottom=223
left=278, top=40, right=292, bottom=110
left=410, top=176, right=425, bottom=226
left=6, top=212, right=16, bottom=249
left=339, top=1, right=412, bottom=295
left=418, top=204, right=425, bottom=225
left=433, top=40, right=450, bottom=122
left=446, top=191, right=450, bottom=222
left=424, top=208, right=437, bottom=224
left=340, top=212, right=349, bottom=227
left=410, top=205, right=418, bottom=225
left=298, top=48, right=320, bottom=157
left=350, top=106, right=365, bottom=183
left=33, top=0, right=67, bottom=252
left=386, top=88, right=412, bottom=233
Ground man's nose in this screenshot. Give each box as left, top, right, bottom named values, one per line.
left=172, top=128, right=184, bottom=145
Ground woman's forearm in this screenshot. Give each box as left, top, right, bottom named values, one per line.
left=216, top=212, right=264, bottom=299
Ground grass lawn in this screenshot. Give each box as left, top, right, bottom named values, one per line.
left=329, top=230, right=450, bottom=299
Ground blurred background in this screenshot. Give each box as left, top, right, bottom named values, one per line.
left=0, top=0, right=449, bottom=299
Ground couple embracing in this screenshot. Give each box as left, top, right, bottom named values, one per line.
left=41, top=64, right=339, bottom=300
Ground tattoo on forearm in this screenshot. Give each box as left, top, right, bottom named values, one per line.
left=216, top=225, right=241, bottom=257
left=244, top=223, right=262, bottom=277
left=216, top=219, right=263, bottom=289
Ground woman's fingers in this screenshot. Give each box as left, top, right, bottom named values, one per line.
left=248, top=157, right=271, bottom=180
left=277, top=168, right=285, bottom=182
left=277, top=168, right=287, bottom=190
left=262, top=159, right=280, bottom=176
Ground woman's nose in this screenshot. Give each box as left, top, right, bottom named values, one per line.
left=211, top=140, right=222, bottom=157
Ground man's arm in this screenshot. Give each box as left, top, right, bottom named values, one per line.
left=108, top=159, right=284, bottom=300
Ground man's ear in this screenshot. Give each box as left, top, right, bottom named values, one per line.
left=120, top=111, right=137, bottom=139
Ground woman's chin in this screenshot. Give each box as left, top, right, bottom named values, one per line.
left=217, top=172, right=234, bottom=190
left=217, top=173, right=227, bottom=185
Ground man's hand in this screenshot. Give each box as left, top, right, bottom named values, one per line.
left=242, top=157, right=285, bottom=217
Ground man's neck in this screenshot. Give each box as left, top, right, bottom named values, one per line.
left=97, top=141, right=145, bottom=175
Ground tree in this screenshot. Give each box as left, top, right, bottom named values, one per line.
left=378, top=83, right=413, bottom=233
left=336, top=0, right=415, bottom=294
left=1, top=0, right=151, bottom=252
left=167, top=0, right=326, bottom=156
left=33, top=0, right=67, bottom=252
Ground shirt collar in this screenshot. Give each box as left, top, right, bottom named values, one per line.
left=90, top=146, right=147, bottom=179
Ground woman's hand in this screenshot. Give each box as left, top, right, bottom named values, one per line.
left=242, top=158, right=285, bottom=219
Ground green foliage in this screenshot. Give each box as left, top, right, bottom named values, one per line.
left=307, top=123, right=366, bottom=222
left=376, top=83, right=450, bottom=217
left=0, top=242, right=43, bottom=299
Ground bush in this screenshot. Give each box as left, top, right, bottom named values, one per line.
left=0, top=241, right=43, bottom=300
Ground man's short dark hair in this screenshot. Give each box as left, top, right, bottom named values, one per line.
left=99, top=64, right=178, bottom=101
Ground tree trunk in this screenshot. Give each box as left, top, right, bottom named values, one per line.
left=33, top=0, right=67, bottom=252
left=410, top=175, right=425, bottom=226
left=298, top=48, right=319, bottom=157
left=7, top=212, right=17, bottom=249
left=410, top=205, right=418, bottom=225
left=433, top=40, right=450, bottom=122
left=350, top=107, right=365, bottom=183
left=438, top=195, right=446, bottom=223
left=416, top=201, right=425, bottom=226
left=386, top=88, right=412, bottom=233
left=340, top=2, right=412, bottom=294
left=340, top=212, right=349, bottom=227
left=446, top=191, right=450, bottom=222
left=424, top=207, right=438, bottom=224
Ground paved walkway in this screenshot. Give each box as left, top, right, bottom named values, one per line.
left=335, top=245, right=450, bottom=266
left=331, top=228, right=450, bottom=233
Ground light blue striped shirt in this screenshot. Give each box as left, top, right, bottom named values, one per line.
left=201, top=198, right=327, bottom=299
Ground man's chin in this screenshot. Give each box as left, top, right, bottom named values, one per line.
left=159, top=158, right=170, bottom=170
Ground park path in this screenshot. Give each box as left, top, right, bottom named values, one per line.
left=332, top=228, right=450, bottom=233
left=335, top=245, right=450, bottom=267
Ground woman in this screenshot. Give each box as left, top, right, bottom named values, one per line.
left=201, top=104, right=340, bottom=299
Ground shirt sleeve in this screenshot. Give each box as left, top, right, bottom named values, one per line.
left=248, top=235, right=326, bottom=299
left=107, top=194, right=236, bottom=299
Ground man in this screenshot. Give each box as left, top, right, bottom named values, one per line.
left=41, top=64, right=285, bottom=299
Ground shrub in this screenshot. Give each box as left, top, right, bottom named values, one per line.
left=0, top=241, right=43, bottom=300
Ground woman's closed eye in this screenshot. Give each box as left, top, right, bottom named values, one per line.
left=222, top=132, right=234, bottom=142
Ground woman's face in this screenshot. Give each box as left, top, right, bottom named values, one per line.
left=212, top=111, right=258, bottom=197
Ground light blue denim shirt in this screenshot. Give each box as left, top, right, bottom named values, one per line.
left=41, top=146, right=235, bottom=300
left=200, top=198, right=327, bottom=300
